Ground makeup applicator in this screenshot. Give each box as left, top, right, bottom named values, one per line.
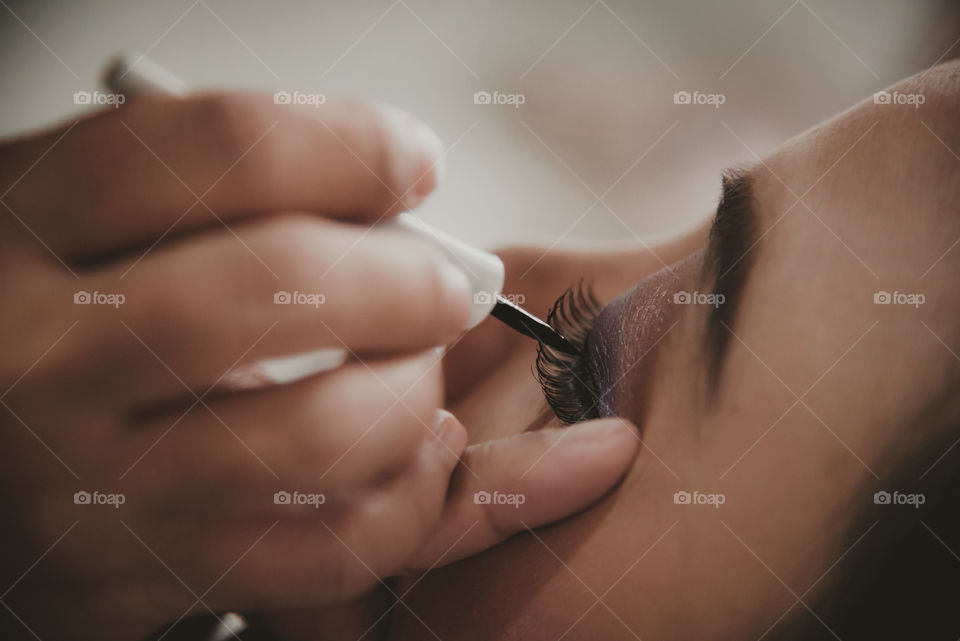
left=388, top=213, right=579, bottom=356
left=103, top=54, right=579, bottom=383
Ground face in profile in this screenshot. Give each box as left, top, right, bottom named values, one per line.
left=389, top=62, right=960, bottom=640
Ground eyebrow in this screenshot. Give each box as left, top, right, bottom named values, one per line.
left=702, top=168, right=758, bottom=394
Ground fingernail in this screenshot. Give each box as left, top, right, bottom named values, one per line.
left=402, top=121, right=445, bottom=209
left=539, top=419, right=639, bottom=481
left=439, top=262, right=472, bottom=338
left=431, top=409, right=467, bottom=454
left=382, top=106, right=445, bottom=211
left=432, top=408, right=456, bottom=436
left=562, top=418, right=637, bottom=446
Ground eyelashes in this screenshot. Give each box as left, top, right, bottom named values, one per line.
left=535, top=281, right=604, bottom=424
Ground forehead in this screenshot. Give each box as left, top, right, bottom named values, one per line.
left=750, top=86, right=960, bottom=291
left=756, top=70, right=959, bottom=232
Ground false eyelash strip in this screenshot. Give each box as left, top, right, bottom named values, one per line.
left=534, top=281, right=604, bottom=424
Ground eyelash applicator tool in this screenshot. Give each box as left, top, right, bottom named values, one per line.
left=103, top=54, right=579, bottom=382
left=391, top=213, right=580, bottom=356
left=489, top=295, right=580, bottom=355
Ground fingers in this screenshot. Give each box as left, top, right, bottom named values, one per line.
left=406, top=415, right=641, bottom=570
left=0, top=93, right=444, bottom=259
left=125, top=352, right=448, bottom=491
left=194, top=403, right=468, bottom=609
left=74, top=214, right=471, bottom=399
left=118, top=408, right=635, bottom=612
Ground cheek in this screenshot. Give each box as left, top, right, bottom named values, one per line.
left=391, top=500, right=628, bottom=640
left=390, top=456, right=705, bottom=641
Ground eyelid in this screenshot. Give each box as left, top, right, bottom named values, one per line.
left=581, top=266, right=683, bottom=429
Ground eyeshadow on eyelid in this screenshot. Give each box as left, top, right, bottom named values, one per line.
left=586, top=266, right=682, bottom=424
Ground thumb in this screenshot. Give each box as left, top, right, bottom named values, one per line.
left=407, top=413, right=640, bottom=570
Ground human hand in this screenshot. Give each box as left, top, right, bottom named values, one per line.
left=250, top=411, right=640, bottom=641
left=0, top=92, right=473, bottom=640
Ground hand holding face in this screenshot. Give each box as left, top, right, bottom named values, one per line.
left=0, top=93, right=640, bottom=640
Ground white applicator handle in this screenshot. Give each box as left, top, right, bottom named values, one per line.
left=102, top=54, right=505, bottom=383
left=390, top=212, right=504, bottom=328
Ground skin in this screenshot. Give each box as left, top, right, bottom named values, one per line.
left=377, top=62, right=960, bottom=640
left=0, top=94, right=640, bottom=640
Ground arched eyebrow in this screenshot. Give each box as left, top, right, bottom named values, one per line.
left=702, top=168, right=758, bottom=394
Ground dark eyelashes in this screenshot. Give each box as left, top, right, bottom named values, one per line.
left=534, top=281, right=604, bottom=424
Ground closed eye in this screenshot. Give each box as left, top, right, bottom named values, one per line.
left=701, top=168, right=759, bottom=396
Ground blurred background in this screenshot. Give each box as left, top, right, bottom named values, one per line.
left=1, top=0, right=958, bottom=248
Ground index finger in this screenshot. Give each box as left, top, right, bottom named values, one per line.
left=0, top=93, right=444, bottom=259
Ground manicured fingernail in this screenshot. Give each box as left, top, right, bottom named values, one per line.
left=431, top=409, right=467, bottom=454
left=562, top=418, right=637, bottom=446
left=432, top=408, right=456, bottom=435
left=440, top=262, right=472, bottom=338
left=382, top=106, right=445, bottom=210
left=402, top=120, right=445, bottom=209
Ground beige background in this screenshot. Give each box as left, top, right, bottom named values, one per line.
left=1, top=0, right=957, bottom=247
